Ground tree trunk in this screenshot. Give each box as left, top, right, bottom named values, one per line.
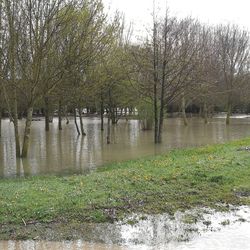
left=44, top=96, right=50, bottom=131
left=157, top=58, right=166, bottom=143
left=108, top=89, right=117, bottom=125
left=111, top=108, right=116, bottom=125
left=154, top=85, right=158, bottom=143
left=157, top=83, right=164, bottom=143
left=58, top=100, right=62, bottom=131
left=74, top=108, right=80, bottom=135
left=226, top=102, right=231, bottom=125
left=115, top=107, right=118, bottom=121
left=129, top=108, right=133, bottom=116
left=66, top=116, right=69, bottom=124
left=120, top=108, right=123, bottom=120
left=204, top=102, right=208, bottom=124
left=21, top=106, right=33, bottom=158
left=107, top=115, right=111, bottom=144
left=2, top=83, right=20, bottom=155
left=78, top=106, right=86, bottom=136
left=182, top=94, right=188, bottom=126
left=125, top=108, right=128, bottom=122
left=100, top=99, right=104, bottom=131
left=13, top=90, right=21, bottom=157
left=199, top=105, right=202, bottom=118
left=8, top=8, right=20, bottom=157
left=154, top=56, right=158, bottom=143
left=64, top=106, right=69, bottom=124
left=153, top=21, right=159, bottom=144
left=0, top=108, right=2, bottom=137
left=156, top=16, right=168, bottom=144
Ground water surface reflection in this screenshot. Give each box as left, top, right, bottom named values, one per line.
left=1, top=117, right=250, bottom=177
left=0, top=206, right=249, bottom=250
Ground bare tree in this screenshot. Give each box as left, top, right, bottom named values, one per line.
left=151, top=10, right=201, bottom=142
left=215, top=24, right=250, bottom=124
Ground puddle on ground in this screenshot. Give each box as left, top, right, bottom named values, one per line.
left=1, top=206, right=249, bottom=250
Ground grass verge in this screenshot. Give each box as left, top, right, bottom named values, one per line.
left=0, top=138, right=250, bottom=240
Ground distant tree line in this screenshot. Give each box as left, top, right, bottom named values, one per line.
left=0, top=0, right=250, bottom=157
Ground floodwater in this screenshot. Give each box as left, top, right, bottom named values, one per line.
left=1, top=116, right=250, bottom=178
left=0, top=206, right=249, bottom=249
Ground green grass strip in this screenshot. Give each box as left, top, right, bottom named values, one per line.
left=0, top=138, right=250, bottom=226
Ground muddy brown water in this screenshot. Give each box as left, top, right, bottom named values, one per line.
left=1, top=116, right=250, bottom=178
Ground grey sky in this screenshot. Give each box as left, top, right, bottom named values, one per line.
left=103, top=0, right=250, bottom=39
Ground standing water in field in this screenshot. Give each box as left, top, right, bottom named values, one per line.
left=1, top=117, right=250, bottom=178
left=0, top=206, right=249, bottom=249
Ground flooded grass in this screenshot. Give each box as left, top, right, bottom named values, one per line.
left=0, top=138, right=250, bottom=240
left=2, top=117, right=250, bottom=178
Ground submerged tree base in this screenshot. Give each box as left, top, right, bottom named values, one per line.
left=0, top=138, right=250, bottom=240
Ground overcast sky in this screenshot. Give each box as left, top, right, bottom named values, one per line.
left=103, top=0, right=250, bottom=39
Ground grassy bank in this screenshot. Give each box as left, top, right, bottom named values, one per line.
left=0, top=138, right=250, bottom=240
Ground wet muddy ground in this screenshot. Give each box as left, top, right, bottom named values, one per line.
left=1, top=206, right=249, bottom=250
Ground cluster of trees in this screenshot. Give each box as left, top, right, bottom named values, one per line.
left=0, top=0, right=126, bottom=157
left=131, top=11, right=250, bottom=143
left=0, top=0, right=250, bottom=158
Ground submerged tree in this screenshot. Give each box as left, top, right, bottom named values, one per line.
left=140, top=10, right=202, bottom=143
left=215, top=25, right=250, bottom=125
